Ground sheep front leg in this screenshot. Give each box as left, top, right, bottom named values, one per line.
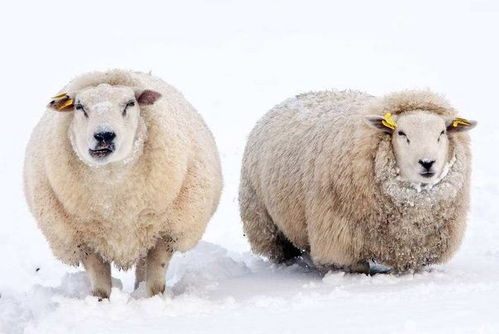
left=346, top=260, right=370, bottom=274
left=82, top=253, right=112, bottom=300
left=134, top=257, right=146, bottom=289
left=145, top=239, right=173, bottom=297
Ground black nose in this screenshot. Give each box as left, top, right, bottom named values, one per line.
left=419, top=159, right=435, bottom=171
left=94, top=131, right=116, bottom=143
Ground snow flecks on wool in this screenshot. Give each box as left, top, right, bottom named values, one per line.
left=92, top=101, right=112, bottom=115
left=240, top=89, right=472, bottom=272
left=24, top=69, right=223, bottom=270
left=375, top=138, right=463, bottom=207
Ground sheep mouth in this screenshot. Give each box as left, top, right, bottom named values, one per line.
left=89, top=146, right=114, bottom=159
left=420, top=171, right=436, bottom=178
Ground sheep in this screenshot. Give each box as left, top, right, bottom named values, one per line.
left=24, top=69, right=222, bottom=298
left=239, top=89, right=476, bottom=273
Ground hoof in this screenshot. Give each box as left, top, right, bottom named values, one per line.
left=347, top=260, right=371, bottom=275
left=147, top=283, right=166, bottom=297
left=91, top=288, right=110, bottom=300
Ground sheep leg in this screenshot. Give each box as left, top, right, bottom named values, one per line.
left=240, top=183, right=302, bottom=264
left=134, top=257, right=146, bottom=289
left=145, top=239, right=173, bottom=297
left=82, top=253, right=112, bottom=300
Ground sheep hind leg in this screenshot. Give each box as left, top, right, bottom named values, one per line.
left=145, top=238, right=173, bottom=297
left=240, top=185, right=302, bottom=264
left=246, top=215, right=302, bottom=264
left=82, top=253, right=112, bottom=300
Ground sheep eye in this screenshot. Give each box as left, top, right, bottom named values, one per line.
left=123, top=100, right=135, bottom=116
left=438, top=130, right=445, bottom=142
left=75, top=103, right=88, bottom=118
left=397, top=131, right=409, bottom=143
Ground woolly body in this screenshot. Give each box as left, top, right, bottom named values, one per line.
left=24, top=70, right=222, bottom=270
left=240, top=90, right=471, bottom=271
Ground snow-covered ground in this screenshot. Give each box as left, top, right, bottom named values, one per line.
left=1, top=0, right=498, bottom=333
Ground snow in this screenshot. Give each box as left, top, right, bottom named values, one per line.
left=1, top=0, right=499, bottom=333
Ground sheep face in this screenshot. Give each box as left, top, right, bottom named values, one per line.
left=66, top=84, right=161, bottom=166
left=365, top=111, right=476, bottom=184
left=391, top=112, right=450, bottom=183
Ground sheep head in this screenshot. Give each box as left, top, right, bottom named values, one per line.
left=48, top=84, right=161, bottom=166
left=365, top=111, right=476, bottom=184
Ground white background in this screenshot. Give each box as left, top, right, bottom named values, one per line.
left=0, top=1, right=498, bottom=333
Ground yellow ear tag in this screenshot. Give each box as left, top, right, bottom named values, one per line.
left=57, top=98, right=74, bottom=110
left=452, top=117, right=471, bottom=128
left=382, top=112, right=397, bottom=130
left=49, top=92, right=74, bottom=111
left=51, top=93, right=69, bottom=100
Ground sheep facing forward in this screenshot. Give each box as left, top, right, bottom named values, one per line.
left=24, top=70, right=222, bottom=298
left=240, top=90, right=476, bottom=272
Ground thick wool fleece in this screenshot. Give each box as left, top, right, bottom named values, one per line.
left=240, top=90, right=472, bottom=271
left=24, top=70, right=222, bottom=269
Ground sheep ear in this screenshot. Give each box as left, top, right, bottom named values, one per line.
left=135, top=89, right=162, bottom=106
left=364, top=115, right=395, bottom=134
left=47, top=93, right=75, bottom=112
left=446, top=117, right=477, bottom=133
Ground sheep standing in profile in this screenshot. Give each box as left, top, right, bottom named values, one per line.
left=240, top=90, right=476, bottom=273
left=24, top=69, right=222, bottom=298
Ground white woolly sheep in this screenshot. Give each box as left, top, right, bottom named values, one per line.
left=240, top=90, right=476, bottom=273
left=24, top=69, right=222, bottom=298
